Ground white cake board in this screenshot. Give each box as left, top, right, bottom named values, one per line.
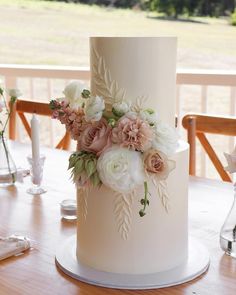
left=55, top=235, right=210, bottom=289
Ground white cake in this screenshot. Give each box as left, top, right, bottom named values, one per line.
left=76, top=37, right=189, bottom=274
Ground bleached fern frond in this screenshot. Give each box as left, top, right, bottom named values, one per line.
left=113, top=191, right=134, bottom=240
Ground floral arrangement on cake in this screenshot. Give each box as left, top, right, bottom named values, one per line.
left=50, top=81, right=178, bottom=217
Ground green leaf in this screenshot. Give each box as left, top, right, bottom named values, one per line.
left=68, top=153, right=79, bottom=169
left=49, top=100, right=61, bottom=110
left=85, top=159, right=96, bottom=178
left=108, top=118, right=116, bottom=128
left=145, top=108, right=155, bottom=115
left=139, top=210, right=146, bottom=217
left=81, top=89, right=90, bottom=99
left=140, top=199, right=145, bottom=205
left=74, top=158, right=84, bottom=175
left=90, top=172, right=101, bottom=187
left=10, top=96, right=17, bottom=104
left=112, top=107, right=125, bottom=118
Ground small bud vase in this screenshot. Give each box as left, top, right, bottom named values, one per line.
left=0, top=136, right=17, bottom=187
left=220, top=182, right=236, bottom=258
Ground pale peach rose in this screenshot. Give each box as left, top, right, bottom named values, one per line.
left=144, top=149, right=165, bottom=173
left=78, top=118, right=112, bottom=156
left=143, top=149, right=176, bottom=180
left=112, top=116, right=153, bottom=152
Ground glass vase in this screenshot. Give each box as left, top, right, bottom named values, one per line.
left=220, top=182, right=236, bottom=258
left=0, top=136, right=17, bottom=187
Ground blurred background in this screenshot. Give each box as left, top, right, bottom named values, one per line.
left=0, top=0, right=235, bottom=179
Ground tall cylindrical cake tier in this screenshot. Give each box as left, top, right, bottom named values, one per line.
left=76, top=37, right=189, bottom=274
left=90, top=37, right=177, bottom=127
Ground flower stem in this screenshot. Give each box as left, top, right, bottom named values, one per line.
left=1, top=133, right=15, bottom=183
left=143, top=181, right=148, bottom=209
left=2, top=97, right=15, bottom=133
left=139, top=181, right=150, bottom=217
left=1, top=92, right=9, bottom=113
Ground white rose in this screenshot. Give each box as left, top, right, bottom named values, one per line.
left=112, top=101, right=130, bottom=117
left=140, top=109, right=157, bottom=125
left=97, top=146, right=145, bottom=193
left=152, top=121, right=179, bottom=156
left=63, top=80, right=85, bottom=109
left=7, top=89, right=22, bottom=98
left=84, top=95, right=105, bottom=122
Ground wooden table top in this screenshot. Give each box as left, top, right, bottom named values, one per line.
left=0, top=141, right=235, bottom=295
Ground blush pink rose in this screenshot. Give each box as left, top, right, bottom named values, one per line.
left=112, top=116, right=153, bottom=152
left=143, top=149, right=176, bottom=180
left=78, top=118, right=112, bottom=156
left=144, top=149, right=165, bottom=173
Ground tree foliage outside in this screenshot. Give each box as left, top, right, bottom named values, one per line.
left=47, top=0, right=142, bottom=8
left=231, top=9, right=236, bottom=25
left=47, top=0, right=236, bottom=19
left=147, top=0, right=236, bottom=18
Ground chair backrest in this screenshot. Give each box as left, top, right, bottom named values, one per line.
left=9, top=99, right=71, bottom=150
left=182, top=113, right=236, bottom=182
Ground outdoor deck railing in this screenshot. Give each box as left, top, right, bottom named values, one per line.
left=1, top=64, right=236, bottom=178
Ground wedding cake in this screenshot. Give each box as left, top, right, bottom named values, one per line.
left=75, top=37, right=189, bottom=274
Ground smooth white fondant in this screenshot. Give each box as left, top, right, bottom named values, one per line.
left=77, top=141, right=189, bottom=274
left=90, top=37, right=177, bottom=127
left=76, top=37, right=189, bottom=275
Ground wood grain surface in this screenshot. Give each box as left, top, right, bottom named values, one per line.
left=0, top=141, right=235, bottom=295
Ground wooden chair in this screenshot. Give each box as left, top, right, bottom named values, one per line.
left=9, top=99, right=71, bottom=150
left=182, top=113, right=236, bottom=182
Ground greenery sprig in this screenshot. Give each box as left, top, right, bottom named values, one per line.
left=139, top=181, right=150, bottom=217
left=81, top=89, right=90, bottom=99
left=49, top=100, right=61, bottom=110
left=68, top=151, right=101, bottom=187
